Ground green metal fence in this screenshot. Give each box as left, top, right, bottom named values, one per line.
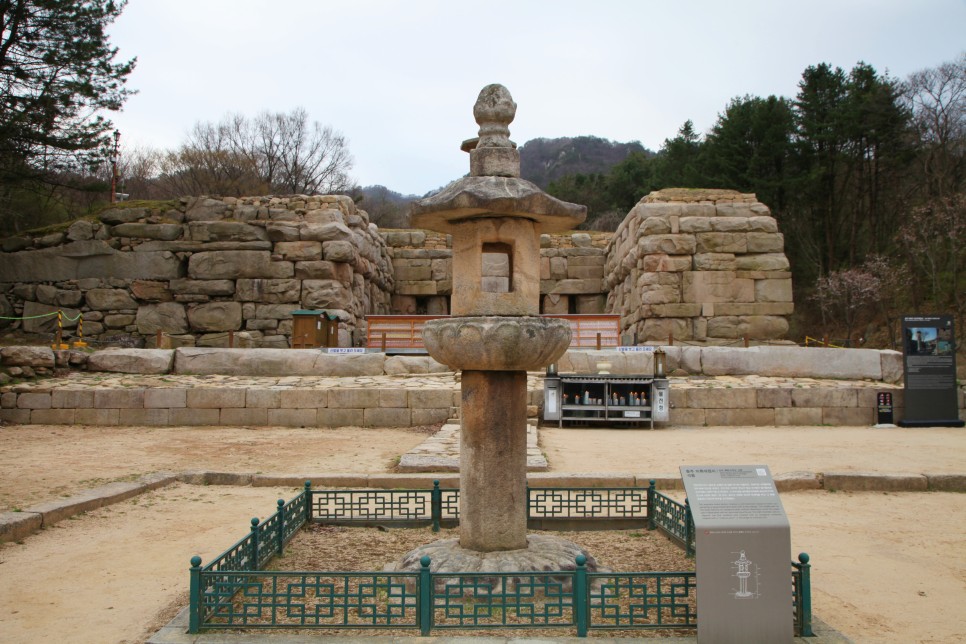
left=189, top=481, right=812, bottom=637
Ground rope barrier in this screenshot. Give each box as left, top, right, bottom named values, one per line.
left=0, top=311, right=61, bottom=320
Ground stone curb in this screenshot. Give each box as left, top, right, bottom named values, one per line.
left=4, top=470, right=964, bottom=545
left=823, top=471, right=929, bottom=492
left=0, top=510, right=42, bottom=543
left=1, top=471, right=177, bottom=544
left=926, top=473, right=966, bottom=491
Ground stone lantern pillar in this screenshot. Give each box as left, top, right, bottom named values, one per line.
left=411, top=85, right=585, bottom=553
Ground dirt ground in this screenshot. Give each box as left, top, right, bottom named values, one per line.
left=0, top=423, right=964, bottom=643
left=0, top=425, right=432, bottom=511
left=540, top=424, right=966, bottom=477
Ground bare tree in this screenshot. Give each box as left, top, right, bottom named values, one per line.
left=152, top=109, right=353, bottom=198
left=903, top=54, right=966, bottom=199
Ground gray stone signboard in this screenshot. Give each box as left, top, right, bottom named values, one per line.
left=681, top=465, right=792, bottom=643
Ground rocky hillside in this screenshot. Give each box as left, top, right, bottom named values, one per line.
left=519, top=136, right=649, bottom=189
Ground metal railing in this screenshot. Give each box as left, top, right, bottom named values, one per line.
left=189, top=481, right=812, bottom=636
left=365, top=314, right=621, bottom=351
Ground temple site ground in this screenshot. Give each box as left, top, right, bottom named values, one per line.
left=0, top=423, right=964, bottom=643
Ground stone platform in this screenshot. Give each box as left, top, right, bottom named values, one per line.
left=0, top=370, right=938, bottom=428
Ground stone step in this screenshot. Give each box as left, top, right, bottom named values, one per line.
left=397, top=422, right=547, bottom=472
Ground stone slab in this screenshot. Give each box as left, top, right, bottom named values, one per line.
left=773, top=472, right=822, bottom=491
left=527, top=473, right=636, bottom=487
left=822, top=407, right=873, bottom=425
left=366, top=473, right=461, bottom=489
left=925, top=473, right=966, bottom=492
left=30, top=409, right=75, bottom=424
left=176, top=471, right=253, bottom=486
left=700, top=346, right=884, bottom=380
left=87, top=349, right=174, bottom=374
left=252, top=474, right=370, bottom=488
left=187, top=388, right=246, bottom=408
left=823, top=472, right=928, bottom=492
left=316, top=408, right=365, bottom=427
left=220, top=407, right=268, bottom=426
left=25, top=473, right=176, bottom=528
left=169, top=408, right=220, bottom=425
left=0, top=511, right=43, bottom=544
left=704, top=408, right=777, bottom=426
left=266, top=408, right=317, bottom=427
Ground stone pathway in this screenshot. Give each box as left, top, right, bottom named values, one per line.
left=397, top=421, right=547, bottom=472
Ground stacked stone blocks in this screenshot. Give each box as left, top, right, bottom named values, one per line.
left=384, top=228, right=609, bottom=315
left=605, top=189, right=793, bottom=343
left=0, top=195, right=394, bottom=348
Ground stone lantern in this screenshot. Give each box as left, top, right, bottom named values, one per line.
left=388, top=85, right=603, bottom=576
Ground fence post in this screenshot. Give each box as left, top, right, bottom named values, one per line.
left=419, top=555, right=433, bottom=636
left=798, top=553, right=813, bottom=636
left=431, top=480, right=441, bottom=532
left=668, top=332, right=674, bottom=346
left=381, top=331, right=387, bottom=352
left=574, top=555, right=588, bottom=637
left=647, top=479, right=656, bottom=531
left=229, top=330, right=235, bottom=348
left=595, top=332, right=601, bottom=350
left=304, top=480, right=312, bottom=523
left=188, top=556, right=202, bottom=633
left=250, top=517, right=260, bottom=569
left=743, top=334, right=749, bottom=348
left=276, top=499, right=285, bottom=556
left=685, top=498, right=694, bottom=557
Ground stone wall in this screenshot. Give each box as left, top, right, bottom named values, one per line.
left=382, top=228, right=610, bottom=315
left=605, top=189, right=793, bottom=343
left=0, top=195, right=394, bottom=347
left=0, top=188, right=796, bottom=346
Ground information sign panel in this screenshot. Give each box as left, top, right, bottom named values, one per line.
left=899, top=315, right=964, bottom=427
left=681, top=465, right=792, bottom=643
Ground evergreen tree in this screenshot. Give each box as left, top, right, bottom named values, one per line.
left=702, top=95, right=795, bottom=213
left=0, top=0, right=135, bottom=230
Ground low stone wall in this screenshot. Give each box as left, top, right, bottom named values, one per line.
left=4, top=345, right=963, bottom=428
left=0, top=381, right=464, bottom=429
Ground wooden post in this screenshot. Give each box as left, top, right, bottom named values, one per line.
left=668, top=332, right=674, bottom=346
left=156, top=330, right=162, bottom=348
left=381, top=332, right=387, bottom=353
left=744, top=334, right=749, bottom=348
left=228, top=330, right=234, bottom=348
left=596, top=332, right=601, bottom=351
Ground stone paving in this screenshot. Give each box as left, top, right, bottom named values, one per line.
left=397, top=421, right=548, bottom=472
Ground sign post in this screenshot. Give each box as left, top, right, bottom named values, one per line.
left=681, top=465, right=793, bottom=643
left=898, top=315, right=964, bottom=427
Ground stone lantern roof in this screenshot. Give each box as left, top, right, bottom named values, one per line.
left=411, top=84, right=586, bottom=234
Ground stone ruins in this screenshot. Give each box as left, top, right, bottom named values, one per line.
left=0, top=185, right=792, bottom=348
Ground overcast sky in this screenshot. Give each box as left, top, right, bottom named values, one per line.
left=107, top=0, right=966, bottom=196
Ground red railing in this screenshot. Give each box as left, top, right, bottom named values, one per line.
left=365, top=314, right=620, bottom=351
